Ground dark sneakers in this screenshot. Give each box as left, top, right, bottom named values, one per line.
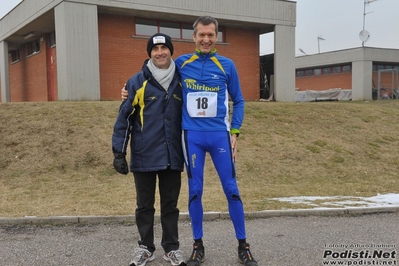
left=238, top=243, right=258, bottom=266
left=186, top=241, right=205, bottom=266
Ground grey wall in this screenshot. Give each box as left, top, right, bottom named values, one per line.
left=55, top=2, right=100, bottom=101
left=0, top=41, right=10, bottom=102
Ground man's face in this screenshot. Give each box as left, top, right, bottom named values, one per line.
left=150, top=44, right=172, bottom=69
left=193, top=23, right=218, bottom=54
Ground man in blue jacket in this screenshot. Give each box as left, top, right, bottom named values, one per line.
left=112, top=33, right=186, bottom=266
left=175, top=16, right=258, bottom=266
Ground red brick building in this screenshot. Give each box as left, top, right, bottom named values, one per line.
left=261, top=47, right=399, bottom=101
left=0, top=0, right=297, bottom=102
left=295, top=47, right=399, bottom=100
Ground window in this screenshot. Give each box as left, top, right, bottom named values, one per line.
left=136, top=19, right=158, bottom=36
left=10, top=50, right=20, bottom=63
left=372, top=64, right=399, bottom=72
left=216, top=31, right=224, bottom=42
left=27, top=39, right=40, bottom=56
left=342, top=65, right=351, bottom=72
left=159, top=21, right=180, bottom=39
left=377, top=65, right=384, bottom=70
left=48, top=31, right=56, bottom=47
left=296, top=70, right=304, bottom=77
left=182, top=23, right=192, bottom=39
left=323, top=67, right=331, bottom=74
left=297, top=65, right=352, bottom=77
left=333, top=66, right=341, bottom=74
left=136, top=18, right=224, bottom=42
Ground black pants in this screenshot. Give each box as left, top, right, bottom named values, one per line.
left=133, top=169, right=181, bottom=253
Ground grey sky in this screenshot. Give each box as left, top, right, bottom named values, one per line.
left=0, top=0, right=22, bottom=20
left=261, top=0, right=399, bottom=55
left=1, top=0, right=398, bottom=56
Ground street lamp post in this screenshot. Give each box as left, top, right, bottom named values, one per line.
left=317, top=37, right=325, bottom=53
left=299, top=48, right=307, bottom=55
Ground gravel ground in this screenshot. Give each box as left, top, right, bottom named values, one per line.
left=1, top=212, right=398, bottom=266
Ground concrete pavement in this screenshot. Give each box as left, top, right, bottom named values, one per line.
left=1, top=207, right=398, bottom=265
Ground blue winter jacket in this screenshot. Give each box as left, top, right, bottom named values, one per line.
left=112, top=60, right=184, bottom=172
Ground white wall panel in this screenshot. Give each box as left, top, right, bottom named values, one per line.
left=76, top=0, right=295, bottom=27
left=352, top=60, right=373, bottom=101
left=0, top=41, right=10, bottom=102
left=55, top=2, right=100, bottom=100
left=274, top=24, right=295, bottom=102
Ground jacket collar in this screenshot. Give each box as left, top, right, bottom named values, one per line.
left=195, top=48, right=217, bottom=57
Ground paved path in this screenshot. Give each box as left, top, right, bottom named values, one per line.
left=1, top=209, right=398, bottom=266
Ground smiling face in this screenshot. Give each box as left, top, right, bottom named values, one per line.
left=150, top=44, right=172, bottom=69
left=193, top=22, right=218, bottom=54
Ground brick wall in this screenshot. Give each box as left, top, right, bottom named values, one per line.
left=4, top=15, right=261, bottom=102
left=7, top=38, right=52, bottom=102
left=4, top=13, right=397, bottom=103
left=219, top=27, right=260, bottom=100
left=98, top=14, right=260, bottom=100
left=295, top=72, right=352, bottom=91
left=372, top=71, right=398, bottom=98
left=295, top=70, right=397, bottom=99
left=98, top=14, right=140, bottom=100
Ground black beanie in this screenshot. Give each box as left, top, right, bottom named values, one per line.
left=146, top=33, right=174, bottom=57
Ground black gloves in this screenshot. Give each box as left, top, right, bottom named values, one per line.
left=113, top=153, right=129, bottom=175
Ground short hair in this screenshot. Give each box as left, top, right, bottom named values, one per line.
left=193, top=16, right=219, bottom=35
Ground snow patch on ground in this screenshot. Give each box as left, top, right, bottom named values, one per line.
left=268, top=193, right=399, bottom=208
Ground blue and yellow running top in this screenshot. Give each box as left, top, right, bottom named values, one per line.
left=175, top=50, right=244, bottom=135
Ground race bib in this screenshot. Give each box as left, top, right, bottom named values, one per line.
left=187, top=92, right=217, bottom=117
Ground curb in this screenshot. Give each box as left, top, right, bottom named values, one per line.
left=0, top=206, right=398, bottom=226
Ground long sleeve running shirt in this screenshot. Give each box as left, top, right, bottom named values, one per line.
left=175, top=50, right=244, bottom=134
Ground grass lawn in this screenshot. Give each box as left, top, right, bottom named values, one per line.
left=1, top=100, right=399, bottom=217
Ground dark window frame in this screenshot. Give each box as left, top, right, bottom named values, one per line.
left=27, top=39, right=40, bottom=56
left=314, top=68, right=321, bottom=76
left=342, top=65, right=351, bottom=73
left=333, top=66, right=341, bottom=74
left=296, top=70, right=304, bottom=77
left=297, top=64, right=352, bottom=77
left=10, top=49, right=20, bottom=63
left=322, top=67, right=331, bottom=74
left=135, top=18, right=225, bottom=42
left=305, top=69, right=313, bottom=76
left=48, top=31, right=56, bottom=47
left=372, top=63, right=399, bottom=72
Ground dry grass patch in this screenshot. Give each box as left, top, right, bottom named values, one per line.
left=1, top=100, right=399, bottom=217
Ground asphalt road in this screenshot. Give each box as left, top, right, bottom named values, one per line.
left=1, top=212, right=398, bottom=266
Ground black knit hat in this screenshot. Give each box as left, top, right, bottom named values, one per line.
left=146, top=33, right=174, bottom=57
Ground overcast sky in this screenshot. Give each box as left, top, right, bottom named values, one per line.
left=262, top=0, right=399, bottom=56
left=1, top=0, right=398, bottom=56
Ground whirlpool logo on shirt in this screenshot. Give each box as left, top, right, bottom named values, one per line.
left=183, top=79, right=220, bottom=92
